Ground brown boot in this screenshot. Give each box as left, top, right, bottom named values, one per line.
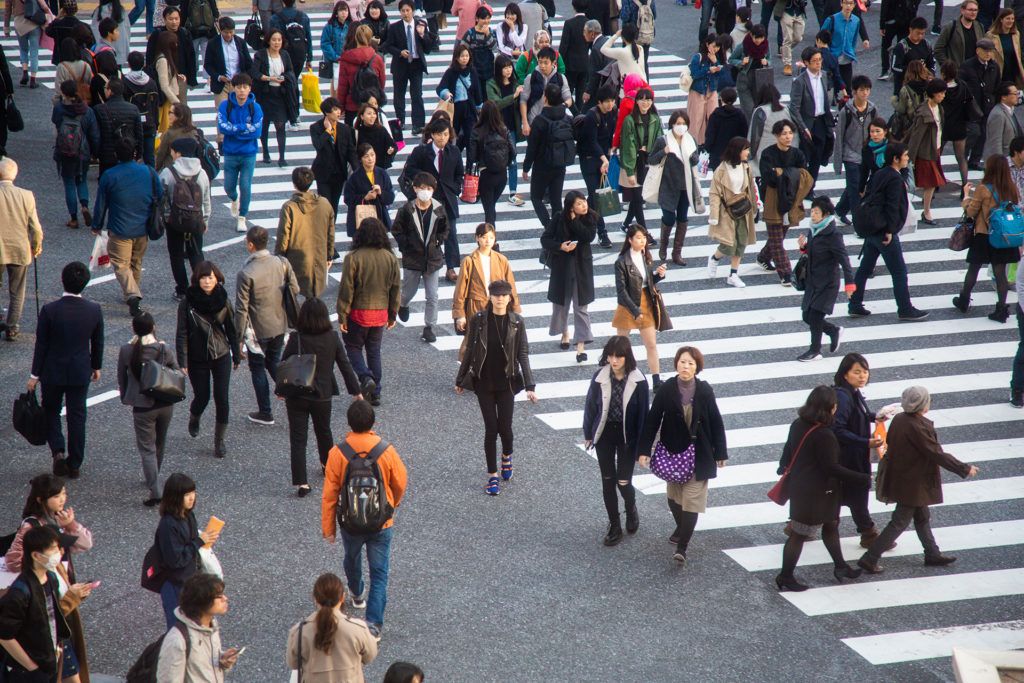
left=659, top=223, right=671, bottom=261
left=672, top=222, right=688, bottom=265
left=859, top=525, right=879, bottom=548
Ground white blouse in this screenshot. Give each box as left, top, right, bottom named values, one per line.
left=497, top=23, right=528, bottom=56
left=268, top=55, right=284, bottom=87
left=630, top=248, right=647, bottom=283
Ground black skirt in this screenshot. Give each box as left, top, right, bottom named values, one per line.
left=258, top=86, right=289, bottom=123
left=966, top=232, right=1020, bottom=265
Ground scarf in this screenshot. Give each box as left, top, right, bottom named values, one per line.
left=742, top=33, right=769, bottom=65
left=810, top=216, right=833, bottom=236
left=867, top=139, right=886, bottom=169
left=186, top=284, right=228, bottom=316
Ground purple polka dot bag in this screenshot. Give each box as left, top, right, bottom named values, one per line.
left=650, top=441, right=696, bottom=484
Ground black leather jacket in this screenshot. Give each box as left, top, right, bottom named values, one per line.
left=456, top=310, right=535, bottom=393
left=614, top=250, right=665, bottom=319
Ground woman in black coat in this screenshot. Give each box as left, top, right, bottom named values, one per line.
left=353, top=101, right=397, bottom=169
left=831, top=352, right=886, bottom=547
left=795, top=197, right=853, bottom=362
left=540, top=190, right=597, bottom=362
left=280, top=298, right=361, bottom=497
left=637, top=345, right=727, bottom=565
left=938, top=60, right=975, bottom=194
left=342, top=142, right=395, bottom=236
left=250, top=28, right=299, bottom=165
left=776, top=386, right=872, bottom=591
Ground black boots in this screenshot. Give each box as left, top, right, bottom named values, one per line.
left=625, top=505, right=639, bottom=534
left=988, top=303, right=1010, bottom=323
left=603, top=517, right=623, bottom=546
left=188, top=413, right=200, bottom=438
left=672, top=222, right=687, bottom=265
left=214, top=423, right=227, bottom=458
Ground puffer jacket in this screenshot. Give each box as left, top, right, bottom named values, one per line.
left=156, top=607, right=234, bottom=683
left=175, top=285, right=241, bottom=367
left=456, top=309, right=536, bottom=394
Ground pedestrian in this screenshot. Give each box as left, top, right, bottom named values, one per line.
left=176, top=260, right=241, bottom=458
left=402, top=119, right=463, bottom=279
left=117, top=312, right=179, bottom=506
left=858, top=386, right=980, bottom=573
left=455, top=278, right=537, bottom=495
left=858, top=116, right=891, bottom=193
left=497, top=3, right=528, bottom=59
left=518, top=0, right=548, bottom=50
left=707, top=136, right=758, bottom=287
left=542, top=190, right=597, bottom=361
left=939, top=60, right=974, bottom=194
left=155, top=102, right=200, bottom=170
left=600, top=24, right=645, bottom=85
left=616, top=87, right=660, bottom=233
left=611, top=73, right=649, bottom=148
left=321, top=1, right=353, bottom=97
left=748, top=82, right=798, bottom=181
left=160, top=136, right=211, bottom=300
left=775, top=385, right=871, bottom=591
left=728, top=24, right=769, bottom=123
left=156, top=573, right=240, bottom=682
left=236, top=225, right=301, bottom=425
left=795, top=196, right=854, bottom=361
left=251, top=28, right=299, bottom=166
left=336, top=24, right=385, bottom=124
left=0, top=158, right=43, bottom=341
left=486, top=54, right=527, bottom=208
left=576, top=85, right=615, bottom=247
left=613, top=224, right=670, bottom=386
left=452, top=222, right=520, bottom=357
left=849, top=142, right=930, bottom=320
left=55, top=37, right=93, bottom=106
left=322, top=400, right=408, bottom=642
left=959, top=38, right=999, bottom=168
left=93, top=137, right=161, bottom=318
left=756, top=119, right=813, bottom=286
left=778, top=0, right=805, bottom=77
left=820, top=0, right=869, bottom=92
left=955, top=155, right=1020, bottom=322
left=467, top=100, right=514, bottom=225
left=890, top=16, right=935, bottom=94
left=5, top=0, right=49, bottom=89
left=637, top=346, right=728, bottom=565
left=452, top=0, right=488, bottom=40
left=648, top=109, right=705, bottom=264
left=789, top=47, right=836, bottom=184
left=182, top=0, right=219, bottom=67
left=461, top=7, right=498, bottom=94
left=436, top=43, right=484, bottom=151
left=153, top=28, right=187, bottom=112
left=124, top=51, right=162, bottom=166
left=270, top=0, right=313, bottom=81
left=382, top=0, right=436, bottom=135
left=582, top=336, right=649, bottom=545
left=906, top=78, right=948, bottom=224
left=686, top=35, right=724, bottom=145
left=986, top=9, right=1024, bottom=87
left=147, top=7, right=199, bottom=101
left=94, top=79, right=145, bottom=175
left=360, top=1, right=388, bottom=50
left=204, top=17, right=253, bottom=149
left=27, top=262, right=102, bottom=479
left=391, top=172, right=449, bottom=343
left=833, top=75, right=877, bottom=224
left=310, top=96, right=357, bottom=218
left=1011, top=252, right=1024, bottom=406
left=90, top=49, right=121, bottom=105
left=153, top=473, right=221, bottom=628
left=343, top=142, right=396, bottom=238
left=518, top=45, right=570, bottom=132
left=558, top=0, right=589, bottom=107
left=274, top=167, right=334, bottom=299
left=92, top=3, right=129, bottom=66
left=281, top=298, right=361, bottom=497
left=336, top=218, right=400, bottom=406
left=354, top=104, right=397, bottom=171
left=286, top=573, right=378, bottom=680
left=892, top=60, right=929, bottom=144
left=704, top=88, right=747, bottom=171
left=984, top=81, right=1022, bottom=159
left=935, top=0, right=984, bottom=67
left=879, top=0, right=919, bottom=82
left=217, top=73, right=263, bottom=233
left=583, top=21, right=611, bottom=109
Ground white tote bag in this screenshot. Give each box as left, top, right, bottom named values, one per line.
left=642, top=161, right=664, bottom=203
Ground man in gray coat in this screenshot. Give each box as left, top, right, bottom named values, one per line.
left=789, top=47, right=836, bottom=186
left=235, top=225, right=300, bottom=425
left=0, top=158, right=43, bottom=341
left=984, top=82, right=1024, bottom=160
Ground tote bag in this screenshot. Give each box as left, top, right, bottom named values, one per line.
left=641, top=160, right=664, bottom=203
left=594, top=174, right=621, bottom=217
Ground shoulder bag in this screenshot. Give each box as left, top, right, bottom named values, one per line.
left=456, top=258, right=474, bottom=336
left=948, top=213, right=974, bottom=251
left=274, top=333, right=318, bottom=398
left=139, top=344, right=187, bottom=403
left=146, top=168, right=164, bottom=241
left=767, top=424, right=819, bottom=505
left=650, top=417, right=700, bottom=484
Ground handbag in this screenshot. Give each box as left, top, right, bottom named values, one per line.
left=244, top=10, right=264, bottom=50
left=354, top=201, right=378, bottom=228
left=875, top=451, right=892, bottom=503
left=460, top=165, right=480, bottom=203
left=726, top=195, right=752, bottom=220
left=275, top=333, right=318, bottom=398
left=653, top=288, right=673, bottom=331
left=948, top=214, right=974, bottom=251
left=146, top=168, right=164, bottom=241
left=641, top=160, right=664, bottom=203
left=279, top=258, right=300, bottom=328
left=594, top=174, right=622, bottom=218
left=388, top=118, right=404, bottom=151
left=792, top=253, right=809, bottom=291
left=318, top=60, right=333, bottom=80
left=139, top=345, right=187, bottom=404
left=12, top=389, right=47, bottom=446
left=301, top=68, right=322, bottom=114
left=23, top=0, right=47, bottom=25
left=607, top=155, right=621, bottom=190
left=140, top=541, right=165, bottom=593
left=5, top=96, right=24, bottom=132
left=767, top=424, right=819, bottom=505
left=650, top=440, right=696, bottom=484
left=678, top=65, right=693, bottom=95
left=434, top=98, right=454, bottom=119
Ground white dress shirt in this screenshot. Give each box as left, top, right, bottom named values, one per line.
left=223, top=36, right=239, bottom=78
left=807, top=70, right=825, bottom=117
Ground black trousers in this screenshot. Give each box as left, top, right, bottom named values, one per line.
left=261, top=118, right=287, bottom=161
left=530, top=166, right=566, bottom=228
left=595, top=423, right=636, bottom=522
left=41, top=382, right=88, bottom=470
left=844, top=493, right=875, bottom=533
left=880, top=23, right=908, bottom=75
left=285, top=396, right=334, bottom=485
left=566, top=70, right=587, bottom=113
left=167, top=229, right=205, bottom=296
left=866, top=503, right=941, bottom=561
left=478, top=169, right=507, bottom=225
left=805, top=116, right=832, bottom=182
left=392, top=60, right=426, bottom=129
left=317, top=177, right=344, bottom=218
left=803, top=308, right=839, bottom=353
left=188, top=354, right=232, bottom=424
left=475, top=388, right=514, bottom=473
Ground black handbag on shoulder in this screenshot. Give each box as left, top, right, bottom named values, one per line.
left=726, top=195, right=753, bottom=220
left=139, top=345, right=187, bottom=403
left=275, top=333, right=318, bottom=398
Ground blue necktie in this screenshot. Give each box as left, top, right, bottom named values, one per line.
left=406, top=24, right=414, bottom=61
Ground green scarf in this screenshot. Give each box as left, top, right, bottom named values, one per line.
left=810, top=216, right=833, bottom=236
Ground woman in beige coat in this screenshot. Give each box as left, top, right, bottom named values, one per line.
left=452, top=222, right=520, bottom=359
left=287, top=573, right=378, bottom=682
left=706, top=137, right=758, bottom=288
left=986, top=9, right=1024, bottom=88
left=154, top=30, right=185, bottom=135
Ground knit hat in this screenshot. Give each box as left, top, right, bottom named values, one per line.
left=171, top=137, right=200, bottom=157
left=901, top=385, right=930, bottom=413
left=488, top=279, right=513, bottom=296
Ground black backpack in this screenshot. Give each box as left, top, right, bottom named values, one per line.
left=284, top=19, right=307, bottom=70
left=166, top=167, right=205, bottom=234
left=351, top=56, right=385, bottom=106
left=186, top=0, right=216, bottom=38
left=195, top=128, right=221, bottom=180
left=539, top=113, right=576, bottom=167
left=479, top=131, right=510, bottom=172
left=56, top=114, right=87, bottom=161
left=125, top=621, right=190, bottom=683
left=336, top=439, right=394, bottom=536
left=124, top=77, right=161, bottom=132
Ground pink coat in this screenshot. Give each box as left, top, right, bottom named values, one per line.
left=452, top=0, right=491, bottom=40
left=5, top=518, right=93, bottom=573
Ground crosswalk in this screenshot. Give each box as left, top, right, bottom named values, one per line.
left=6, top=9, right=1023, bottom=672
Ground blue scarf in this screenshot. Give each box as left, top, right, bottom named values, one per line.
left=868, top=139, right=886, bottom=169
left=810, top=216, right=833, bottom=236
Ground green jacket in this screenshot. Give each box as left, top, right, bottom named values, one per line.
left=335, top=246, right=401, bottom=325
left=513, top=50, right=566, bottom=83
left=619, top=113, right=664, bottom=176
left=486, top=78, right=523, bottom=142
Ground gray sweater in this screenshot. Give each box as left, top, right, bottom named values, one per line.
left=833, top=100, right=877, bottom=170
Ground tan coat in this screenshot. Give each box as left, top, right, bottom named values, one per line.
left=275, top=191, right=336, bottom=298
left=762, top=168, right=814, bottom=225
left=986, top=29, right=1024, bottom=89
left=962, top=182, right=1002, bottom=234
left=707, top=161, right=757, bottom=247
left=286, top=610, right=377, bottom=683
left=451, top=249, right=521, bottom=322
left=0, top=181, right=43, bottom=267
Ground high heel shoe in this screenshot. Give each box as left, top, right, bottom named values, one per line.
left=774, top=573, right=809, bottom=592
left=833, top=563, right=863, bottom=583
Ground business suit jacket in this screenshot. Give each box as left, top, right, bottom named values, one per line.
left=558, top=14, right=590, bottom=73
left=958, top=56, right=999, bottom=118
left=31, top=295, right=104, bottom=386
left=381, top=19, right=437, bottom=74
left=204, top=35, right=253, bottom=94
left=0, top=181, right=42, bottom=267
left=309, top=118, right=357, bottom=186
left=585, top=34, right=612, bottom=103
left=402, top=142, right=465, bottom=218
left=788, top=69, right=836, bottom=136
left=984, top=103, right=1022, bottom=159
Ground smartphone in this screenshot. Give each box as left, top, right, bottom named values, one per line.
left=569, top=241, right=578, bottom=246
left=235, top=646, right=247, bottom=658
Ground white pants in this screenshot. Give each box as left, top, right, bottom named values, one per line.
left=781, top=13, right=806, bottom=67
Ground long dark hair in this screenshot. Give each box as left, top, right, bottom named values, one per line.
left=865, top=116, right=889, bottom=149
left=296, top=298, right=333, bottom=335
left=493, top=53, right=516, bottom=85
left=629, top=88, right=657, bottom=131
left=756, top=82, right=784, bottom=112
left=22, top=474, right=65, bottom=520
left=351, top=218, right=394, bottom=251
left=621, top=23, right=640, bottom=62
left=100, top=0, right=124, bottom=25
left=312, top=573, right=345, bottom=653
left=619, top=223, right=653, bottom=263
left=982, top=154, right=1020, bottom=204
left=473, top=100, right=507, bottom=136
left=699, top=34, right=718, bottom=60
left=329, top=0, right=351, bottom=26
left=502, top=3, right=523, bottom=33
left=159, top=473, right=196, bottom=519
left=834, top=352, right=870, bottom=387
left=560, top=189, right=597, bottom=226
left=155, top=30, right=179, bottom=78
left=60, top=37, right=80, bottom=63
left=130, top=311, right=156, bottom=379
left=797, top=386, right=837, bottom=426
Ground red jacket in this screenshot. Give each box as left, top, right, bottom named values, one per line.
left=336, top=46, right=386, bottom=112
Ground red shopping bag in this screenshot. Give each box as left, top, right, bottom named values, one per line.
left=460, top=168, right=480, bottom=203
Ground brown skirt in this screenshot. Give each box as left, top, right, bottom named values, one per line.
left=612, top=290, right=656, bottom=329
left=667, top=478, right=710, bottom=513
left=914, top=158, right=946, bottom=189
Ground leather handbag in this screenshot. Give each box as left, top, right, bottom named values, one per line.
left=792, top=253, right=809, bottom=291
left=318, top=60, right=333, bottom=81
left=767, top=424, right=819, bottom=505
left=139, top=346, right=187, bottom=404
left=948, top=215, right=974, bottom=251
left=12, top=389, right=47, bottom=446
left=5, top=96, right=24, bottom=132
left=595, top=174, right=622, bottom=218
left=244, top=10, right=263, bottom=50
left=726, top=195, right=752, bottom=220
left=275, top=334, right=318, bottom=398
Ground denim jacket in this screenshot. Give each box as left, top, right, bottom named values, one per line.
left=689, top=53, right=722, bottom=95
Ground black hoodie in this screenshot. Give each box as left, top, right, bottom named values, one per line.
left=704, top=105, right=748, bottom=169
left=524, top=104, right=569, bottom=173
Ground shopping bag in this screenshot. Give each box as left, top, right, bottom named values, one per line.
left=355, top=202, right=377, bottom=228
left=870, top=421, right=887, bottom=461
left=595, top=174, right=622, bottom=217
left=607, top=155, right=621, bottom=190
left=89, top=231, right=110, bottom=271
left=460, top=168, right=480, bottom=203
left=302, top=69, right=322, bottom=114
left=388, top=118, right=405, bottom=151
left=434, top=98, right=454, bottom=119
left=697, top=150, right=711, bottom=179
left=641, top=161, right=664, bottom=203
left=198, top=546, right=223, bottom=579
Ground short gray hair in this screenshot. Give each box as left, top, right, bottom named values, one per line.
left=584, top=20, right=602, bottom=34
left=901, top=385, right=930, bottom=414
left=0, top=158, right=17, bottom=180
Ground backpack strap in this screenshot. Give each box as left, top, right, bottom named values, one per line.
left=339, top=438, right=390, bottom=462
left=174, top=619, right=191, bottom=660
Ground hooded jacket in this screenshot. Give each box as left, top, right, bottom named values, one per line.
left=336, top=46, right=385, bottom=112
left=833, top=99, right=878, bottom=169
left=274, top=190, right=336, bottom=298
left=51, top=100, right=101, bottom=177
left=159, top=156, right=212, bottom=224
left=216, top=92, right=263, bottom=157
left=704, top=105, right=748, bottom=169
left=156, top=607, right=233, bottom=683
left=390, top=198, right=449, bottom=272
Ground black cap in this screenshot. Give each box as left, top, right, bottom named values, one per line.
left=171, top=137, right=200, bottom=157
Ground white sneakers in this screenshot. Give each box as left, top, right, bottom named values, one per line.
left=230, top=198, right=239, bottom=217
left=726, top=273, right=746, bottom=288
left=706, top=254, right=720, bottom=278
left=236, top=216, right=247, bottom=233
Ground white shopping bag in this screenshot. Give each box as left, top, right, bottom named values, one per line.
left=89, top=230, right=109, bottom=271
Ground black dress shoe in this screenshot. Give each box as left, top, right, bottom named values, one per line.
left=297, top=485, right=311, bottom=497
left=924, top=554, right=957, bottom=566
left=67, top=468, right=80, bottom=479
left=52, top=453, right=69, bottom=477
left=143, top=497, right=162, bottom=507
left=775, top=573, right=809, bottom=591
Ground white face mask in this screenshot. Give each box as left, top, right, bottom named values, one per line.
left=415, top=189, right=433, bottom=203
left=673, top=124, right=687, bottom=136
left=39, top=551, right=61, bottom=571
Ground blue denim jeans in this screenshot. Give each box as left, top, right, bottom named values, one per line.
left=223, top=154, right=256, bottom=217
left=851, top=233, right=913, bottom=315
left=342, top=320, right=384, bottom=393
left=129, top=0, right=156, bottom=35
left=142, top=130, right=157, bottom=167
left=160, top=581, right=182, bottom=629
left=340, top=525, right=393, bottom=627
left=62, top=174, right=89, bottom=217
left=17, top=27, right=40, bottom=73
left=835, top=162, right=862, bottom=218
left=1012, top=306, right=1024, bottom=391
left=249, top=334, right=284, bottom=415
left=507, top=155, right=518, bottom=194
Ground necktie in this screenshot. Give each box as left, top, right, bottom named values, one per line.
left=407, top=24, right=414, bottom=61
left=437, top=148, right=443, bottom=173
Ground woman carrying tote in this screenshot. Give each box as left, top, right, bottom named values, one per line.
left=342, top=143, right=395, bottom=237
left=637, top=346, right=727, bottom=566
left=613, top=224, right=669, bottom=390
left=452, top=222, right=520, bottom=360
left=775, top=385, right=871, bottom=591
left=707, top=136, right=757, bottom=288
left=617, top=87, right=661, bottom=234
left=583, top=335, right=649, bottom=546
left=456, top=279, right=537, bottom=496
left=647, top=109, right=704, bottom=265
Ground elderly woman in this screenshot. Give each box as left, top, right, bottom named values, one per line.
left=857, top=386, right=979, bottom=574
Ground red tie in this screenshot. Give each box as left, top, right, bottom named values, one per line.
left=437, top=148, right=443, bottom=173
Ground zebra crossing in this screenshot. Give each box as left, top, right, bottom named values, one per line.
left=7, top=10, right=1023, bottom=671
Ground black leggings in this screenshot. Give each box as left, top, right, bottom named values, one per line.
left=802, top=308, right=839, bottom=353
left=188, top=354, right=232, bottom=424
left=595, top=423, right=636, bottom=522
left=478, top=169, right=507, bottom=226
left=781, top=519, right=847, bottom=577
left=667, top=499, right=698, bottom=553
left=622, top=187, right=646, bottom=228
left=961, top=261, right=1010, bottom=306
left=261, top=119, right=287, bottom=161
left=476, top=388, right=514, bottom=473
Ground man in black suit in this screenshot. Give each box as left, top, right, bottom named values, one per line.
left=28, top=262, right=104, bottom=479
left=959, top=39, right=1000, bottom=168
left=204, top=17, right=253, bottom=145
left=584, top=24, right=611, bottom=111
left=310, top=97, right=357, bottom=216
left=558, top=0, right=593, bottom=113
left=382, top=0, right=437, bottom=134
left=145, top=7, right=199, bottom=93
left=585, top=0, right=613, bottom=35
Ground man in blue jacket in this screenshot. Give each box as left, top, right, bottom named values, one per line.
left=93, top=137, right=162, bottom=318
left=218, top=73, right=264, bottom=233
